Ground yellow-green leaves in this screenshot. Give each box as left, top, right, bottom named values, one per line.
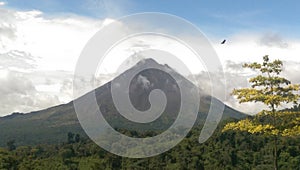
left=223, top=119, right=278, bottom=135
left=243, top=55, right=283, bottom=75
left=282, top=125, right=300, bottom=136
left=224, top=56, right=300, bottom=138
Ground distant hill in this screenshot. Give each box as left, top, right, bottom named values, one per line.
left=0, top=58, right=246, bottom=147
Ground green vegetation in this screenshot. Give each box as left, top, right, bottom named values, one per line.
left=223, top=55, right=300, bottom=170
left=1, top=122, right=300, bottom=170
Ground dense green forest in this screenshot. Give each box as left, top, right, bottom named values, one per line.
left=1, top=119, right=299, bottom=170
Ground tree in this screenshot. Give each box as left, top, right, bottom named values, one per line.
left=6, top=140, right=16, bottom=151
left=67, top=132, right=74, bottom=144
left=75, top=134, right=80, bottom=143
left=223, top=55, right=300, bottom=170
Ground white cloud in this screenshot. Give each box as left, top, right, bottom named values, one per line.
left=0, top=7, right=115, bottom=71
left=0, top=50, right=36, bottom=71
left=0, top=6, right=112, bottom=116
left=0, top=70, right=60, bottom=114
left=96, top=34, right=206, bottom=76
left=259, top=32, right=288, bottom=48
left=0, top=2, right=5, bottom=6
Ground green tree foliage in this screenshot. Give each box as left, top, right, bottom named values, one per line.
left=67, top=132, right=75, bottom=144
left=223, top=55, right=300, bottom=170
left=0, top=127, right=299, bottom=169
left=74, top=134, right=80, bottom=143
left=67, top=132, right=81, bottom=144
left=6, top=140, right=16, bottom=151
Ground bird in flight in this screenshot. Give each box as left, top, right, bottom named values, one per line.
left=221, top=39, right=226, bottom=44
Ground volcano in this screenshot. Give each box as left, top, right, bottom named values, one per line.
left=0, top=58, right=245, bottom=146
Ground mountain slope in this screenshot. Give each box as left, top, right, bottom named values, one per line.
left=0, top=58, right=245, bottom=147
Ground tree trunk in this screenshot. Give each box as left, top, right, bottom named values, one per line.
left=271, top=104, right=278, bottom=170
left=274, top=136, right=278, bottom=170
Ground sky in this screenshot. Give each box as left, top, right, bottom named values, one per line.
left=1, top=0, right=300, bottom=116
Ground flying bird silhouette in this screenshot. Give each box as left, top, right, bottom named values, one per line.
left=221, top=39, right=226, bottom=44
